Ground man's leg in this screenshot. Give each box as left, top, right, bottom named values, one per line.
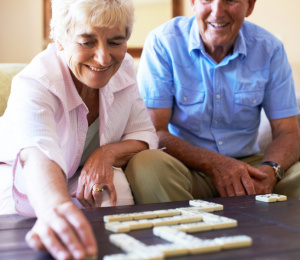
left=273, top=162, right=300, bottom=199
left=125, top=150, right=218, bottom=204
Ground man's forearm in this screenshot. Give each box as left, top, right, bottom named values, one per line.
left=157, top=130, right=220, bottom=174
left=262, top=132, right=300, bottom=171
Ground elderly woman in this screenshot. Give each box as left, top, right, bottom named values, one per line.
left=0, top=0, right=158, bottom=259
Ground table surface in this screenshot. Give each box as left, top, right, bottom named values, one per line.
left=1, top=195, right=300, bottom=260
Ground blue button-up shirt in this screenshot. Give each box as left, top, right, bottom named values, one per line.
left=137, top=17, right=299, bottom=158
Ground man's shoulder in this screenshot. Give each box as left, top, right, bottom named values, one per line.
left=242, top=20, right=281, bottom=46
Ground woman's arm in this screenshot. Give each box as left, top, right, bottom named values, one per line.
left=20, top=147, right=97, bottom=260
left=75, top=140, right=148, bottom=207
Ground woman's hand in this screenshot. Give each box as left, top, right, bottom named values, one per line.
left=25, top=202, right=97, bottom=260
left=73, top=147, right=117, bottom=207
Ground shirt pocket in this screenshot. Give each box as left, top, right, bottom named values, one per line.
left=173, top=89, right=206, bottom=131
left=233, top=91, right=264, bottom=128
left=177, top=91, right=205, bottom=105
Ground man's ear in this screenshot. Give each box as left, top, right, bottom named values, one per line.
left=56, top=40, right=64, bottom=51
left=246, top=0, right=257, bottom=17
left=189, top=0, right=196, bottom=13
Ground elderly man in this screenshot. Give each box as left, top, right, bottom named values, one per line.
left=126, top=0, right=300, bottom=202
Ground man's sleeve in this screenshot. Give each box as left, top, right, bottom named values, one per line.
left=262, top=43, right=299, bottom=119
left=137, top=31, right=174, bottom=109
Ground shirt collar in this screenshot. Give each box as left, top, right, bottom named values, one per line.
left=189, top=18, right=247, bottom=59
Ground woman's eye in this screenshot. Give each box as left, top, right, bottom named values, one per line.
left=80, top=41, right=95, bottom=47
left=109, top=41, right=124, bottom=46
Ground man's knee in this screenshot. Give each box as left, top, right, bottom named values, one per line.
left=274, top=161, right=300, bottom=199
left=125, top=150, right=193, bottom=204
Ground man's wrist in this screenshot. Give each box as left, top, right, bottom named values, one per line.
left=261, top=161, right=285, bottom=181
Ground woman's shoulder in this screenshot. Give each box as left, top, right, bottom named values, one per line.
left=16, top=44, right=66, bottom=88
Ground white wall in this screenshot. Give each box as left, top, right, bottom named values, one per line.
left=0, top=0, right=43, bottom=63
left=1, top=0, right=300, bottom=92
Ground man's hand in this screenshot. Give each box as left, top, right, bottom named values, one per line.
left=25, top=202, right=97, bottom=260
left=204, top=154, right=269, bottom=197
left=251, top=164, right=278, bottom=194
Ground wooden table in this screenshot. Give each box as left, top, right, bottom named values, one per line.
left=1, top=195, right=300, bottom=259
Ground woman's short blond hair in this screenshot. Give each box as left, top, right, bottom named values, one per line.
left=50, top=0, right=134, bottom=42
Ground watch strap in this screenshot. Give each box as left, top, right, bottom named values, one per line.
left=261, top=161, right=284, bottom=180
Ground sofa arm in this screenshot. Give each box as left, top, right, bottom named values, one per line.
left=0, top=63, right=27, bottom=116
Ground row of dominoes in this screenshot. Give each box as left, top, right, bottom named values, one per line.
left=255, top=194, right=287, bottom=203
left=104, top=230, right=252, bottom=260
left=153, top=226, right=251, bottom=251
left=104, top=200, right=224, bottom=223
left=105, top=211, right=237, bottom=233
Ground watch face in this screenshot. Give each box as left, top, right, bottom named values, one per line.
left=261, top=161, right=284, bottom=181
left=274, top=165, right=284, bottom=180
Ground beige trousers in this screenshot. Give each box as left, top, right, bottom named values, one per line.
left=125, top=150, right=300, bottom=204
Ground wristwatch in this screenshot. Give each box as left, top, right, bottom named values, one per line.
left=261, top=161, right=284, bottom=181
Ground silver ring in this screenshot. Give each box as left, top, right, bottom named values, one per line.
left=93, top=187, right=105, bottom=192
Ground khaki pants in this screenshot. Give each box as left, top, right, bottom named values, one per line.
left=125, top=150, right=300, bottom=204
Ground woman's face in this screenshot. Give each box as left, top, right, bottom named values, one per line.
left=60, top=24, right=127, bottom=89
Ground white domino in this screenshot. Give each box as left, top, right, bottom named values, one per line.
left=152, top=216, right=180, bottom=226
left=147, top=244, right=189, bottom=257
left=153, top=209, right=181, bottom=217
left=109, top=234, right=147, bottom=253
left=133, top=249, right=164, bottom=260
left=173, top=214, right=203, bottom=224
left=170, top=221, right=213, bottom=233
left=123, top=219, right=153, bottom=230
left=255, top=193, right=287, bottom=203
left=103, top=251, right=163, bottom=260
left=189, top=200, right=224, bottom=211
left=130, top=211, right=158, bottom=220
left=214, top=235, right=252, bottom=249
left=105, top=222, right=130, bottom=233
left=104, top=213, right=133, bottom=223
left=188, top=239, right=222, bottom=254
left=103, top=253, right=140, bottom=260
left=153, top=226, right=202, bottom=245
left=178, top=206, right=214, bottom=213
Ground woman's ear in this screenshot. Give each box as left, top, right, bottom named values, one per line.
left=56, top=40, right=64, bottom=51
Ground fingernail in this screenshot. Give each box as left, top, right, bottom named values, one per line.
left=87, top=246, right=97, bottom=255
left=74, top=250, right=84, bottom=259
left=57, top=251, right=69, bottom=260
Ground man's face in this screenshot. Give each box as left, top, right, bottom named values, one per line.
left=190, top=0, right=256, bottom=55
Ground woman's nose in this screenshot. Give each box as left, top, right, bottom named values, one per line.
left=94, top=46, right=111, bottom=66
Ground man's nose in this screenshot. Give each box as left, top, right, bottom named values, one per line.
left=211, top=0, right=226, bottom=18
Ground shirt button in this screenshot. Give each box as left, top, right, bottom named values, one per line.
left=214, top=120, right=218, bottom=124
left=216, top=94, right=221, bottom=99
left=183, top=96, right=188, bottom=101
left=253, top=100, right=257, bottom=104
left=218, top=141, right=223, bottom=145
